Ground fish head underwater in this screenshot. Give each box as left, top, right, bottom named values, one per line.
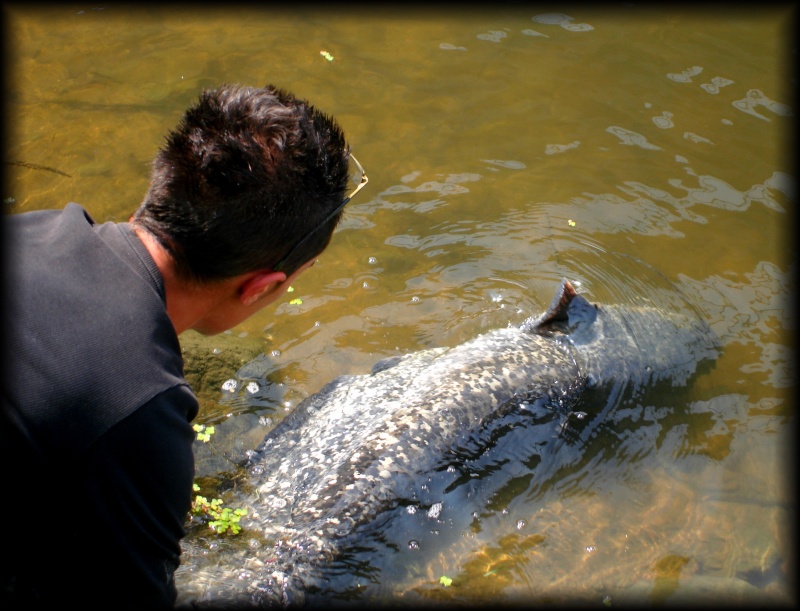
left=175, top=278, right=718, bottom=608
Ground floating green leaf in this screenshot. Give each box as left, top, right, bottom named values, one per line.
left=439, top=575, right=453, bottom=587
left=191, top=493, right=248, bottom=535
left=193, top=423, right=215, bottom=443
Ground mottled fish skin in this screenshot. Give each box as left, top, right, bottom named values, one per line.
left=176, top=279, right=717, bottom=608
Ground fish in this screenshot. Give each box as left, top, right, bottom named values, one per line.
left=175, top=279, right=718, bottom=608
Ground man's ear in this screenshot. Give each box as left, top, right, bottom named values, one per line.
left=239, top=270, right=287, bottom=306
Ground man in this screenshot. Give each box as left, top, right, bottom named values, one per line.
left=1, top=83, right=367, bottom=609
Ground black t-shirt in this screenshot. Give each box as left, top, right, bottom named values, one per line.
left=2, top=203, right=199, bottom=609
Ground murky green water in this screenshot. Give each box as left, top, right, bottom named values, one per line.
left=4, top=4, right=795, bottom=606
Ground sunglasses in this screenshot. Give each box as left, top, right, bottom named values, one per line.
left=272, top=154, right=368, bottom=272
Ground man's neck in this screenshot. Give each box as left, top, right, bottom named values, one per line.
left=131, top=227, right=237, bottom=335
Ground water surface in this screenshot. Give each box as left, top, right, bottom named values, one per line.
left=4, top=4, right=795, bottom=606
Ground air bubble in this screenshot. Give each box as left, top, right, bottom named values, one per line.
left=269, top=496, right=288, bottom=509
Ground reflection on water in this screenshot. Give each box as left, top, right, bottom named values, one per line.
left=5, top=5, right=795, bottom=606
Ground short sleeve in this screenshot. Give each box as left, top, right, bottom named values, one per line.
left=71, top=385, right=198, bottom=608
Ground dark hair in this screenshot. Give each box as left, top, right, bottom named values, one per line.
left=132, top=84, right=350, bottom=282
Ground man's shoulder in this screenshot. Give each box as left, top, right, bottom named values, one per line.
left=4, top=203, right=190, bottom=456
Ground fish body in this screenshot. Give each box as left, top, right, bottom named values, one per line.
left=176, top=279, right=717, bottom=608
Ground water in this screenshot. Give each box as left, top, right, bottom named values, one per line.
left=4, top=4, right=795, bottom=606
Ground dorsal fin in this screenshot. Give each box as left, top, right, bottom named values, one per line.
left=522, top=278, right=578, bottom=331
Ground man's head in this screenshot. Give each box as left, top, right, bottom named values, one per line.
left=132, top=84, right=352, bottom=283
